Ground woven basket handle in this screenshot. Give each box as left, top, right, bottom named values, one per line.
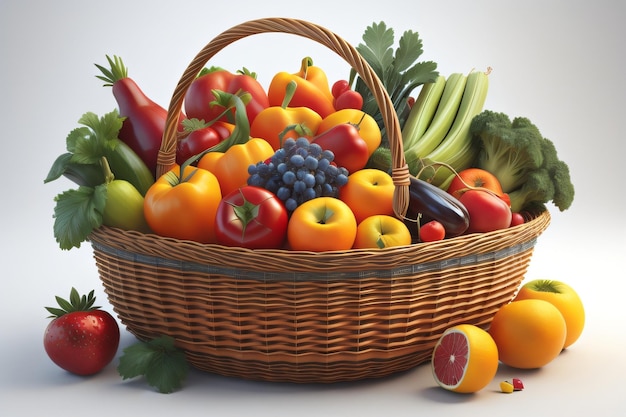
left=157, top=17, right=410, bottom=218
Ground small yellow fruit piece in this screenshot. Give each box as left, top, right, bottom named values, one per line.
left=500, top=381, right=514, bottom=393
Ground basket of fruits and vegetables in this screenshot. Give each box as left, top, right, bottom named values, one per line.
left=45, top=17, right=571, bottom=384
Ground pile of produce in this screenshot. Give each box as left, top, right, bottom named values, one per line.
left=45, top=21, right=574, bottom=252
left=431, top=279, right=585, bottom=394
left=42, top=20, right=579, bottom=394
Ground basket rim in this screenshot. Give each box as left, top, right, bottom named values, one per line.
left=91, top=235, right=538, bottom=282
left=89, top=209, right=550, bottom=276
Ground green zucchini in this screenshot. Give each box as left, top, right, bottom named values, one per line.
left=104, top=139, right=155, bottom=196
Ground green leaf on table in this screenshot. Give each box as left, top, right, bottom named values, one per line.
left=118, top=335, right=189, bottom=394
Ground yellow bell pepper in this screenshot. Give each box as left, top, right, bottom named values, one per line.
left=197, top=137, right=274, bottom=196
left=267, top=57, right=335, bottom=118
left=250, top=81, right=323, bottom=150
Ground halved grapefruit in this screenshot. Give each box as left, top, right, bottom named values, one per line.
left=431, top=324, right=499, bottom=393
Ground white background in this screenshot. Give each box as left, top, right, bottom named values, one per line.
left=1, top=0, right=624, bottom=415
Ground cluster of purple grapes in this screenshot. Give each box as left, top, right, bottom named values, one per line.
left=247, top=137, right=349, bottom=213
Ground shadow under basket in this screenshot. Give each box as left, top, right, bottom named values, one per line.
left=89, top=209, right=550, bottom=383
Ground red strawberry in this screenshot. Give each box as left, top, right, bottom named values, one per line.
left=44, top=288, right=120, bottom=376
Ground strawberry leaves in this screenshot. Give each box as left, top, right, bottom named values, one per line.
left=45, top=288, right=99, bottom=318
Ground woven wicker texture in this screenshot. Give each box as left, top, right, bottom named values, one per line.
left=89, top=17, right=552, bottom=383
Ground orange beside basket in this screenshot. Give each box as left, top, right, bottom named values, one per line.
left=89, top=17, right=551, bottom=383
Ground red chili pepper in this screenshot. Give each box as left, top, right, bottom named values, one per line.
left=312, top=122, right=370, bottom=174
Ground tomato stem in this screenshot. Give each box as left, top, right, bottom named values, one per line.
left=230, top=191, right=260, bottom=235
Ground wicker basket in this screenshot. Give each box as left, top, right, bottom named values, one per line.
left=89, top=17, right=551, bottom=383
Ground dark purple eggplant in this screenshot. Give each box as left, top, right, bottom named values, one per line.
left=404, top=176, right=470, bottom=238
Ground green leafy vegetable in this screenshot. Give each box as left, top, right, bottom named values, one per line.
left=45, top=111, right=123, bottom=183
left=46, top=110, right=148, bottom=250
left=470, top=110, right=575, bottom=212
left=350, top=21, right=439, bottom=144
left=118, top=335, right=189, bottom=394
left=53, top=185, right=107, bottom=250
left=46, top=110, right=115, bottom=250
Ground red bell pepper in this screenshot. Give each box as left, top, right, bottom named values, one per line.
left=184, top=67, right=269, bottom=125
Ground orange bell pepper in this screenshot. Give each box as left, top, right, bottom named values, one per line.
left=267, top=57, right=335, bottom=118
left=144, top=165, right=222, bottom=243
left=250, top=81, right=323, bottom=150
left=197, top=137, right=274, bottom=196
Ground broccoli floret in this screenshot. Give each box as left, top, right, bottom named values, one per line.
left=508, top=168, right=555, bottom=212
left=538, top=138, right=575, bottom=211
left=471, top=110, right=575, bottom=212
left=470, top=111, right=545, bottom=192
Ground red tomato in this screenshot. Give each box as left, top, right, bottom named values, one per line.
left=510, top=212, right=525, bottom=227
left=331, top=80, right=363, bottom=111
left=215, top=186, right=288, bottom=249
left=447, top=168, right=504, bottom=199
left=459, top=189, right=512, bottom=233
left=331, top=80, right=351, bottom=98
left=419, top=220, right=446, bottom=242
left=312, top=123, right=370, bottom=174
left=334, top=90, right=364, bottom=111
left=44, top=288, right=120, bottom=376
left=177, top=123, right=230, bottom=165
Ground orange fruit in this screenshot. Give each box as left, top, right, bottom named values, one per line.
left=352, top=215, right=412, bottom=249
left=513, top=279, right=585, bottom=349
left=339, top=168, right=395, bottom=224
left=488, top=299, right=566, bottom=369
left=287, top=197, right=357, bottom=251
left=431, top=324, right=499, bottom=393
